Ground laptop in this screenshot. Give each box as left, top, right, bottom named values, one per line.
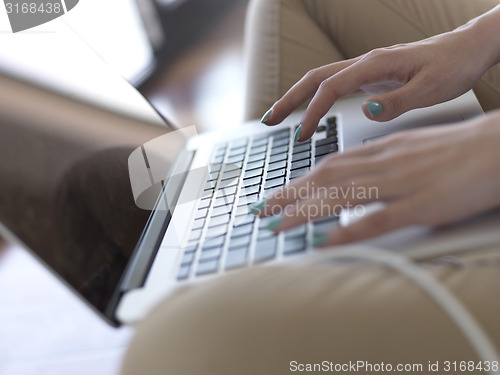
left=1, top=27, right=498, bottom=327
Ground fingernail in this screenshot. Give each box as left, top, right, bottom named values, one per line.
left=261, top=108, right=273, bottom=124
left=266, top=215, right=283, bottom=231
left=294, top=125, right=302, bottom=142
left=249, top=199, right=267, bottom=215
left=310, top=233, right=329, bottom=248
left=365, top=101, right=383, bottom=117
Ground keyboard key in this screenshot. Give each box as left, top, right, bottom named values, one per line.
left=316, top=136, right=338, bottom=147
left=327, top=116, right=337, bottom=126
left=254, top=237, right=277, bottom=262
left=227, top=154, right=245, bottom=165
left=312, top=216, right=339, bottom=234
left=268, top=160, right=287, bottom=171
left=234, top=214, right=256, bottom=226
left=219, top=178, right=239, bottom=189
left=284, top=224, right=307, bottom=239
left=196, top=259, right=219, bottom=276
left=265, top=177, right=285, bottom=189
left=271, top=129, right=290, bottom=140
left=211, top=204, right=232, bottom=217
left=251, top=136, right=269, bottom=147
left=199, top=247, right=222, bottom=262
left=272, top=138, right=289, bottom=147
left=316, top=125, right=326, bottom=133
left=247, top=153, right=266, bottom=163
left=239, top=185, right=260, bottom=197
left=221, top=169, right=241, bottom=180
left=238, top=193, right=259, bottom=206
left=184, top=244, right=198, bottom=253
left=246, top=160, right=265, bottom=170
left=191, top=218, right=206, bottom=230
left=205, top=224, right=228, bottom=239
left=315, top=143, right=338, bottom=156
left=244, top=168, right=264, bottom=179
left=234, top=205, right=249, bottom=217
left=181, top=252, right=196, bottom=265
left=229, top=145, right=247, bottom=156
left=195, top=208, right=209, bottom=219
left=266, top=169, right=286, bottom=180
left=290, top=167, right=309, bottom=179
left=294, top=138, right=311, bottom=146
left=327, top=128, right=337, bottom=137
left=208, top=172, right=219, bottom=181
left=212, top=148, right=227, bottom=160
left=216, top=186, right=237, bottom=198
left=315, top=154, right=328, bottom=164
left=259, top=216, right=278, bottom=229
left=202, top=188, right=214, bottom=199
left=291, top=151, right=311, bottom=162
left=209, top=163, right=223, bottom=172
left=243, top=176, right=262, bottom=187
left=256, top=228, right=274, bottom=240
left=212, top=154, right=224, bottom=164
left=201, top=235, right=225, bottom=250
left=270, top=145, right=288, bottom=156
left=215, top=144, right=227, bottom=155
left=231, top=223, right=254, bottom=238
left=283, top=238, right=307, bottom=255
left=208, top=214, right=230, bottom=228
left=249, top=144, right=267, bottom=156
left=264, top=187, right=282, bottom=196
left=291, top=159, right=310, bottom=170
left=177, top=265, right=191, bottom=280
left=213, top=195, right=235, bottom=207
left=231, top=138, right=248, bottom=148
left=292, top=143, right=311, bottom=154
left=204, top=180, right=216, bottom=190
left=224, top=161, right=244, bottom=171
left=225, top=248, right=248, bottom=269
left=227, top=235, right=251, bottom=250
left=269, top=153, right=287, bottom=163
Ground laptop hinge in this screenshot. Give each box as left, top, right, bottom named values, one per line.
left=119, top=148, right=195, bottom=292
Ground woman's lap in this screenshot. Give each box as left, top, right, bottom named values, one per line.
left=121, top=248, right=500, bottom=375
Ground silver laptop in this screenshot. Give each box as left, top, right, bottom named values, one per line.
left=116, top=89, right=493, bottom=324
left=0, top=31, right=496, bottom=326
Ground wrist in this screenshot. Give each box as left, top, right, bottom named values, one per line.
left=459, top=5, right=500, bottom=69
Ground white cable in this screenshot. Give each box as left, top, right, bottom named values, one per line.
left=316, top=248, right=499, bottom=375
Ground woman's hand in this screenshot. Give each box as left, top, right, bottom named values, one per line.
left=255, top=111, right=500, bottom=247
left=261, top=15, right=500, bottom=142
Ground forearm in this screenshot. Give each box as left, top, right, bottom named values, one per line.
left=457, top=4, right=500, bottom=70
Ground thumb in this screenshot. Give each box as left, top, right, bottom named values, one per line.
left=362, top=81, right=424, bottom=122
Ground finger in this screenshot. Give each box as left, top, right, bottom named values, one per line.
left=313, top=199, right=416, bottom=247
left=362, top=76, right=431, bottom=122
left=257, top=158, right=375, bottom=217
left=297, top=58, right=402, bottom=140
left=273, top=183, right=382, bottom=232
left=261, top=60, right=358, bottom=126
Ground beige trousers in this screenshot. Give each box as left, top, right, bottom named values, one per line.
left=121, top=1, right=500, bottom=374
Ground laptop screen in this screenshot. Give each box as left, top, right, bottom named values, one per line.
left=0, top=23, right=179, bottom=323
left=0, top=72, right=174, bottom=320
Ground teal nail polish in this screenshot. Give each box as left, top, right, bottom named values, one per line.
left=365, top=101, right=383, bottom=117
left=311, top=233, right=329, bottom=247
left=261, top=108, right=273, bottom=124
left=249, top=199, right=267, bottom=215
left=266, top=215, right=283, bottom=231
left=294, top=125, right=302, bottom=142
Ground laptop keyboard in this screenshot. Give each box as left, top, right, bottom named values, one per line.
left=177, top=117, right=340, bottom=280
